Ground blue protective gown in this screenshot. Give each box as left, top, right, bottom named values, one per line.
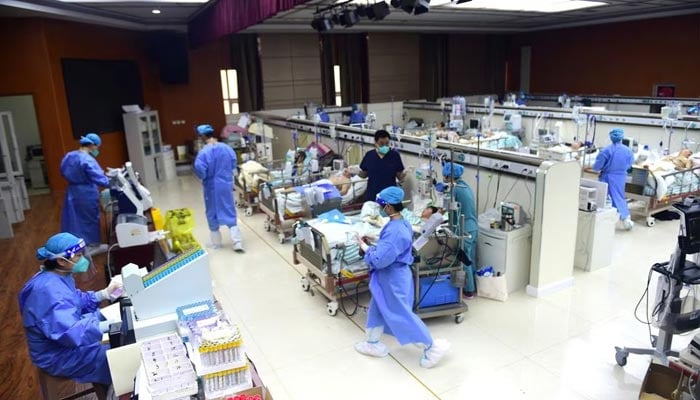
left=194, top=142, right=238, bottom=231
left=593, top=143, right=634, bottom=219
left=18, top=271, right=111, bottom=384
left=349, top=111, right=366, bottom=125
left=60, top=150, right=109, bottom=245
left=452, top=179, right=478, bottom=292
left=365, top=218, right=433, bottom=346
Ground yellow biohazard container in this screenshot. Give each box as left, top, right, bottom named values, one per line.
left=165, top=208, right=196, bottom=253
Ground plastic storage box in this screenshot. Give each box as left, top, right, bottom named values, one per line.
left=417, top=274, right=460, bottom=308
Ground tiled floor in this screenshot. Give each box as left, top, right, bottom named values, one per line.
left=151, top=176, right=690, bottom=400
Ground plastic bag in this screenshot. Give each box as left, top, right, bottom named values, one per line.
left=476, top=275, right=508, bottom=302
left=478, top=208, right=501, bottom=229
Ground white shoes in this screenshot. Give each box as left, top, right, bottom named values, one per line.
left=354, top=341, right=389, bottom=358
left=623, top=218, right=634, bottom=231
left=207, top=231, right=222, bottom=249
left=230, top=226, right=244, bottom=252
left=420, top=339, right=451, bottom=368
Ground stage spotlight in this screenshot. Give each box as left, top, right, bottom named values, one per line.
left=356, top=5, right=368, bottom=17
left=394, top=0, right=430, bottom=15
left=366, top=1, right=391, bottom=20
left=331, top=13, right=341, bottom=24
left=311, top=15, right=333, bottom=32
left=339, top=8, right=360, bottom=27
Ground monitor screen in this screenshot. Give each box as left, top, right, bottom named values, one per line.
left=469, top=119, right=479, bottom=129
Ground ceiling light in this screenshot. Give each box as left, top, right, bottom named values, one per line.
left=393, top=0, right=430, bottom=15
left=339, top=8, right=360, bottom=27
left=447, top=0, right=607, bottom=13
left=151, top=9, right=161, bottom=14
left=366, top=1, right=391, bottom=20
left=311, top=15, right=333, bottom=32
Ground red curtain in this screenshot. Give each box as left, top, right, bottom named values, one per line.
left=189, top=0, right=310, bottom=47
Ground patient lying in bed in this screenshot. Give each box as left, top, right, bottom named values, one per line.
left=328, top=169, right=353, bottom=195
left=665, top=149, right=693, bottom=171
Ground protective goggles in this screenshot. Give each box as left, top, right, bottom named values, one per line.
left=53, top=239, right=86, bottom=260
left=375, top=196, right=388, bottom=207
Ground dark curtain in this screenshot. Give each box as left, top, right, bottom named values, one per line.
left=320, top=34, right=369, bottom=106
left=189, top=0, right=311, bottom=47
left=230, top=34, right=264, bottom=111
left=419, top=34, right=449, bottom=101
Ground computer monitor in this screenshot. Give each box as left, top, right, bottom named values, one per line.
left=674, top=200, right=700, bottom=252
left=469, top=119, right=479, bottom=129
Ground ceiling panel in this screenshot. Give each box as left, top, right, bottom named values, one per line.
left=1, top=0, right=699, bottom=34
left=249, top=0, right=700, bottom=33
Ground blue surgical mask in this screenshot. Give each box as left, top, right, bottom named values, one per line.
left=63, top=255, right=89, bottom=273
left=90, top=149, right=100, bottom=158
left=378, top=146, right=390, bottom=155
left=379, top=206, right=388, bottom=218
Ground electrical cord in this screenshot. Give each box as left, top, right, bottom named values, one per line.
left=493, top=173, right=502, bottom=209
left=335, top=244, right=369, bottom=317
left=415, top=230, right=458, bottom=309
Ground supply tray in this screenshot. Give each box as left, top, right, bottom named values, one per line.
left=137, top=365, right=199, bottom=400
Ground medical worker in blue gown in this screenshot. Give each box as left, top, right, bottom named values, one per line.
left=349, top=104, right=366, bottom=125
left=19, top=233, right=122, bottom=389
left=60, top=133, right=110, bottom=254
left=194, top=124, right=244, bottom=252
left=442, top=162, right=478, bottom=297
left=354, top=187, right=450, bottom=368
left=592, top=128, right=635, bottom=230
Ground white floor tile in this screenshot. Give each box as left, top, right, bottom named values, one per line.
left=275, top=347, right=439, bottom=400
left=147, top=176, right=688, bottom=399
left=439, top=359, right=591, bottom=400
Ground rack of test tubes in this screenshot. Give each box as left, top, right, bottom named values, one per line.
left=203, top=365, right=253, bottom=399
left=177, top=300, right=253, bottom=397
left=140, top=334, right=198, bottom=400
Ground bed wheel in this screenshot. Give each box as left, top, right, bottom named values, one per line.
left=245, top=207, right=253, bottom=217
left=327, top=301, right=339, bottom=316
left=264, top=219, right=271, bottom=232
left=646, top=217, right=656, bottom=227
left=301, top=277, right=310, bottom=292
left=455, top=314, right=464, bottom=324
left=278, top=233, right=286, bottom=244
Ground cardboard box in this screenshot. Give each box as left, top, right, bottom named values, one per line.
left=639, top=363, right=685, bottom=400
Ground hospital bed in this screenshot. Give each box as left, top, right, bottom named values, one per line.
left=292, top=211, right=468, bottom=322
left=626, top=164, right=700, bottom=227
left=259, top=174, right=368, bottom=243
left=292, top=216, right=380, bottom=316
left=236, top=159, right=322, bottom=216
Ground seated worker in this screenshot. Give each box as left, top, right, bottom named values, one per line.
left=329, top=169, right=353, bottom=195
left=19, top=233, right=122, bottom=391
left=358, top=130, right=406, bottom=201
left=349, top=104, right=366, bottom=125
left=666, top=148, right=693, bottom=170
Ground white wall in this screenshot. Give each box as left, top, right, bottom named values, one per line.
left=0, top=95, right=41, bottom=176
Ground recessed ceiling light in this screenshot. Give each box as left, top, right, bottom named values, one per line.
left=445, top=0, right=607, bottom=13
left=152, top=9, right=161, bottom=14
